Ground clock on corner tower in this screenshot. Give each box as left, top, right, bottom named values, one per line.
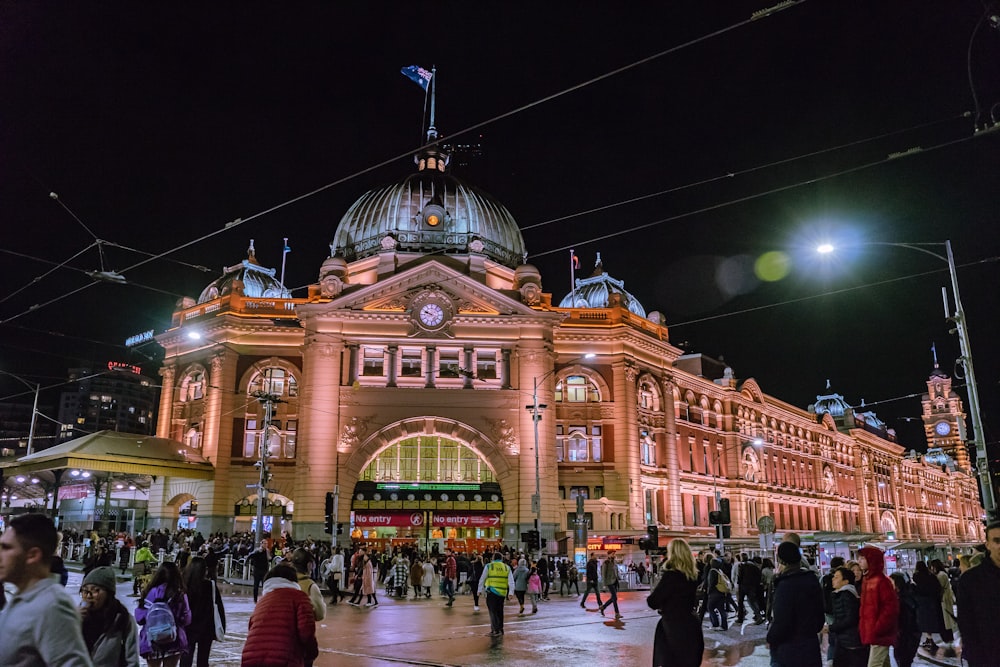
left=921, top=365, right=970, bottom=469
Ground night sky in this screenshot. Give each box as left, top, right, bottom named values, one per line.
left=1, top=1, right=998, bottom=456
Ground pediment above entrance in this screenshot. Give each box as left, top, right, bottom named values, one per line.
left=299, top=260, right=544, bottom=320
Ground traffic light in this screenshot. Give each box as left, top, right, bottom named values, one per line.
left=540, top=537, right=547, bottom=550
left=715, top=524, right=731, bottom=539
left=524, top=529, right=540, bottom=550
left=709, top=510, right=723, bottom=525
left=324, top=491, right=334, bottom=534
left=647, top=524, right=658, bottom=547
left=718, top=498, right=731, bottom=525
left=336, top=523, right=344, bottom=535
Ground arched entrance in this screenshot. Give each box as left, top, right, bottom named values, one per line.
left=349, top=424, right=506, bottom=554
left=234, top=492, right=294, bottom=536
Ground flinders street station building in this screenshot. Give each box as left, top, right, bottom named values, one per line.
left=147, top=136, right=984, bottom=564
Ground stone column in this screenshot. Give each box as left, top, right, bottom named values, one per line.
left=156, top=365, right=176, bottom=439
left=294, top=335, right=343, bottom=539
left=855, top=449, right=873, bottom=533
left=516, top=342, right=554, bottom=539
left=386, top=345, right=398, bottom=388
left=501, top=349, right=512, bottom=390
left=425, top=346, right=436, bottom=388
left=613, top=360, right=643, bottom=529
left=197, top=348, right=238, bottom=535
left=660, top=374, right=683, bottom=529
left=463, top=347, right=474, bottom=389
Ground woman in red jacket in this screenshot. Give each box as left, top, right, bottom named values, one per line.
left=857, top=546, right=899, bottom=667
left=242, top=564, right=318, bottom=667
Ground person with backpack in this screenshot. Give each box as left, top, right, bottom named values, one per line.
left=706, top=558, right=732, bottom=631
left=135, top=561, right=192, bottom=667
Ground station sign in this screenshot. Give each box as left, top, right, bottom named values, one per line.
left=431, top=512, right=502, bottom=528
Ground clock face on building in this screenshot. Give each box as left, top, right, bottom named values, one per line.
left=934, top=421, right=952, bottom=436
left=419, top=303, right=445, bottom=327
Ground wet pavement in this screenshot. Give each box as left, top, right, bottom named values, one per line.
left=65, top=571, right=946, bottom=666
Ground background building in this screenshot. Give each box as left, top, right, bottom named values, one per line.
left=146, top=138, right=984, bottom=556
left=57, top=363, right=159, bottom=442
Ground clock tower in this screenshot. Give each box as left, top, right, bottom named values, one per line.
left=921, top=348, right=970, bottom=469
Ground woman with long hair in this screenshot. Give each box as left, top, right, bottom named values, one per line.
left=180, top=556, right=226, bottom=667
left=135, top=561, right=192, bottom=667
left=646, top=539, right=704, bottom=667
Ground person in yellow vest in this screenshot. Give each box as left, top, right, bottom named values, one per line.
left=478, top=551, right=515, bottom=637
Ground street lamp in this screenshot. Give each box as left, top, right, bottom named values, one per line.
left=526, top=353, right=596, bottom=555
left=817, top=239, right=996, bottom=520
left=0, top=370, right=40, bottom=456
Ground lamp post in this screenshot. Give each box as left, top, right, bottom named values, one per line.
left=526, top=353, right=595, bottom=555
left=253, top=391, right=281, bottom=541
left=0, top=370, right=40, bottom=456
left=817, top=239, right=996, bottom=521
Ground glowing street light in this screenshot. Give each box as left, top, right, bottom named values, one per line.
left=817, top=239, right=995, bottom=520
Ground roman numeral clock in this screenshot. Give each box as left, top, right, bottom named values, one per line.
left=410, top=288, right=454, bottom=334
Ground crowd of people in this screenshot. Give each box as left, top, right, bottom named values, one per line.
left=644, top=523, right=1000, bottom=667
left=2, top=515, right=998, bottom=667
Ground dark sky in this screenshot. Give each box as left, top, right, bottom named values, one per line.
left=1, top=1, right=998, bottom=454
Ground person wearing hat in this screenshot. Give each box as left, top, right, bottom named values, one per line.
left=79, top=565, right=140, bottom=666
left=765, top=541, right=825, bottom=667
left=290, top=548, right=325, bottom=622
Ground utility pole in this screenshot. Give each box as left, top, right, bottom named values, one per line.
left=252, top=390, right=281, bottom=541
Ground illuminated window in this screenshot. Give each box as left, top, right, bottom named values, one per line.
left=248, top=367, right=297, bottom=396
left=569, top=486, right=589, bottom=500
left=475, top=350, right=498, bottom=380
left=640, top=431, right=655, bottom=466
left=362, top=348, right=385, bottom=377
left=400, top=349, right=422, bottom=377
left=438, top=349, right=460, bottom=378
left=186, top=425, right=202, bottom=449
left=555, top=375, right=600, bottom=403
left=360, top=435, right=495, bottom=483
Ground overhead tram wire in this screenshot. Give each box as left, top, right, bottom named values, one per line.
left=518, top=112, right=971, bottom=232
left=527, top=132, right=979, bottom=260
left=59, top=2, right=812, bottom=283
left=0, top=243, right=98, bottom=305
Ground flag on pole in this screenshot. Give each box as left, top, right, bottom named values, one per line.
left=572, top=253, right=580, bottom=269
left=401, top=65, right=433, bottom=91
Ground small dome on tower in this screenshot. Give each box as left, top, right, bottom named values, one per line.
left=557, top=253, right=646, bottom=317
left=809, top=380, right=852, bottom=418
left=197, top=240, right=291, bottom=303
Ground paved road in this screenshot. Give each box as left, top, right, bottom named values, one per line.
left=68, top=571, right=944, bottom=666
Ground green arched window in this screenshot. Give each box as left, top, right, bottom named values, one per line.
left=360, top=436, right=495, bottom=483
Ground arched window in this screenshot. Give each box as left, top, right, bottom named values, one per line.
left=557, top=424, right=603, bottom=462
left=555, top=375, right=600, bottom=403
left=360, top=436, right=495, bottom=483
left=248, top=367, right=298, bottom=397
left=185, top=425, right=202, bottom=449
left=637, top=378, right=661, bottom=411
left=640, top=430, right=656, bottom=466
left=178, top=367, right=206, bottom=402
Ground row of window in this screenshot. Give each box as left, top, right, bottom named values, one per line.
left=361, top=347, right=498, bottom=380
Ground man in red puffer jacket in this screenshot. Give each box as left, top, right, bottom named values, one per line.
left=857, top=546, right=898, bottom=667
left=242, top=564, right=318, bottom=667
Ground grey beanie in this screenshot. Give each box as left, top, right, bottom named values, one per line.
left=82, top=566, right=117, bottom=593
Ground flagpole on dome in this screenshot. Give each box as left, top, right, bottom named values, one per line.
left=570, top=248, right=579, bottom=309
left=426, top=65, right=437, bottom=143
left=279, top=237, right=290, bottom=290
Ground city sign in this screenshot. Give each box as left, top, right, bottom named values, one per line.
left=431, top=512, right=502, bottom=528
left=125, top=330, right=154, bottom=347
left=108, top=361, right=141, bottom=375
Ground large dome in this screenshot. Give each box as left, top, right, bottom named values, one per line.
left=331, top=162, right=526, bottom=269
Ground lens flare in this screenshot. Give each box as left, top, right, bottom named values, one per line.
left=754, top=251, right=791, bottom=282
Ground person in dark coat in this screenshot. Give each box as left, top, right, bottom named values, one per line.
left=646, top=539, right=703, bottom=667
left=827, top=566, right=866, bottom=667
left=765, top=541, right=825, bottom=667
left=911, top=560, right=946, bottom=652
left=181, top=556, right=225, bottom=667
left=956, top=521, right=1000, bottom=667
left=705, top=558, right=731, bottom=630
left=890, top=572, right=921, bottom=667
left=248, top=541, right=271, bottom=603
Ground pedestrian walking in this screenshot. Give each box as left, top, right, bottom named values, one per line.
left=361, top=552, right=379, bottom=607
left=323, top=547, right=345, bottom=604
left=136, top=561, right=192, bottom=667
left=442, top=549, right=457, bottom=606
left=598, top=553, right=621, bottom=618
left=856, top=546, right=898, bottom=667
left=706, top=558, right=731, bottom=630
left=956, top=520, right=1000, bottom=667
left=580, top=553, right=603, bottom=610
left=566, top=561, right=581, bottom=595
left=248, top=542, right=270, bottom=603
left=646, top=539, right=703, bottom=667
left=421, top=556, right=435, bottom=598
left=765, top=541, right=825, bottom=667
left=827, top=566, right=865, bottom=667
left=470, top=554, right=485, bottom=611
left=0, top=514, right=94, bottom=666
left=526, top=566, right=542, bottom=614
left=78, top=566, right=140, bottom=667
left=513, top=558, right=529, bottom=613
left=478, top=552, right=515, bottom=637
left=290, top=548, right=326, bottom=621
left=242, top=564, right=318, bottom=667
left=912, top=560, right=947, bottom=654
left=180, top=556, right=224, bottom=667
left=409, top=556, right=424, bottom=599
left=890, top=572, right=921, bottom=667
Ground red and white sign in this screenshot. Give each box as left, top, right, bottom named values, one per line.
left=431, top=513, right=502, bottom=528
left=354, top=512, right=425, bottom=527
